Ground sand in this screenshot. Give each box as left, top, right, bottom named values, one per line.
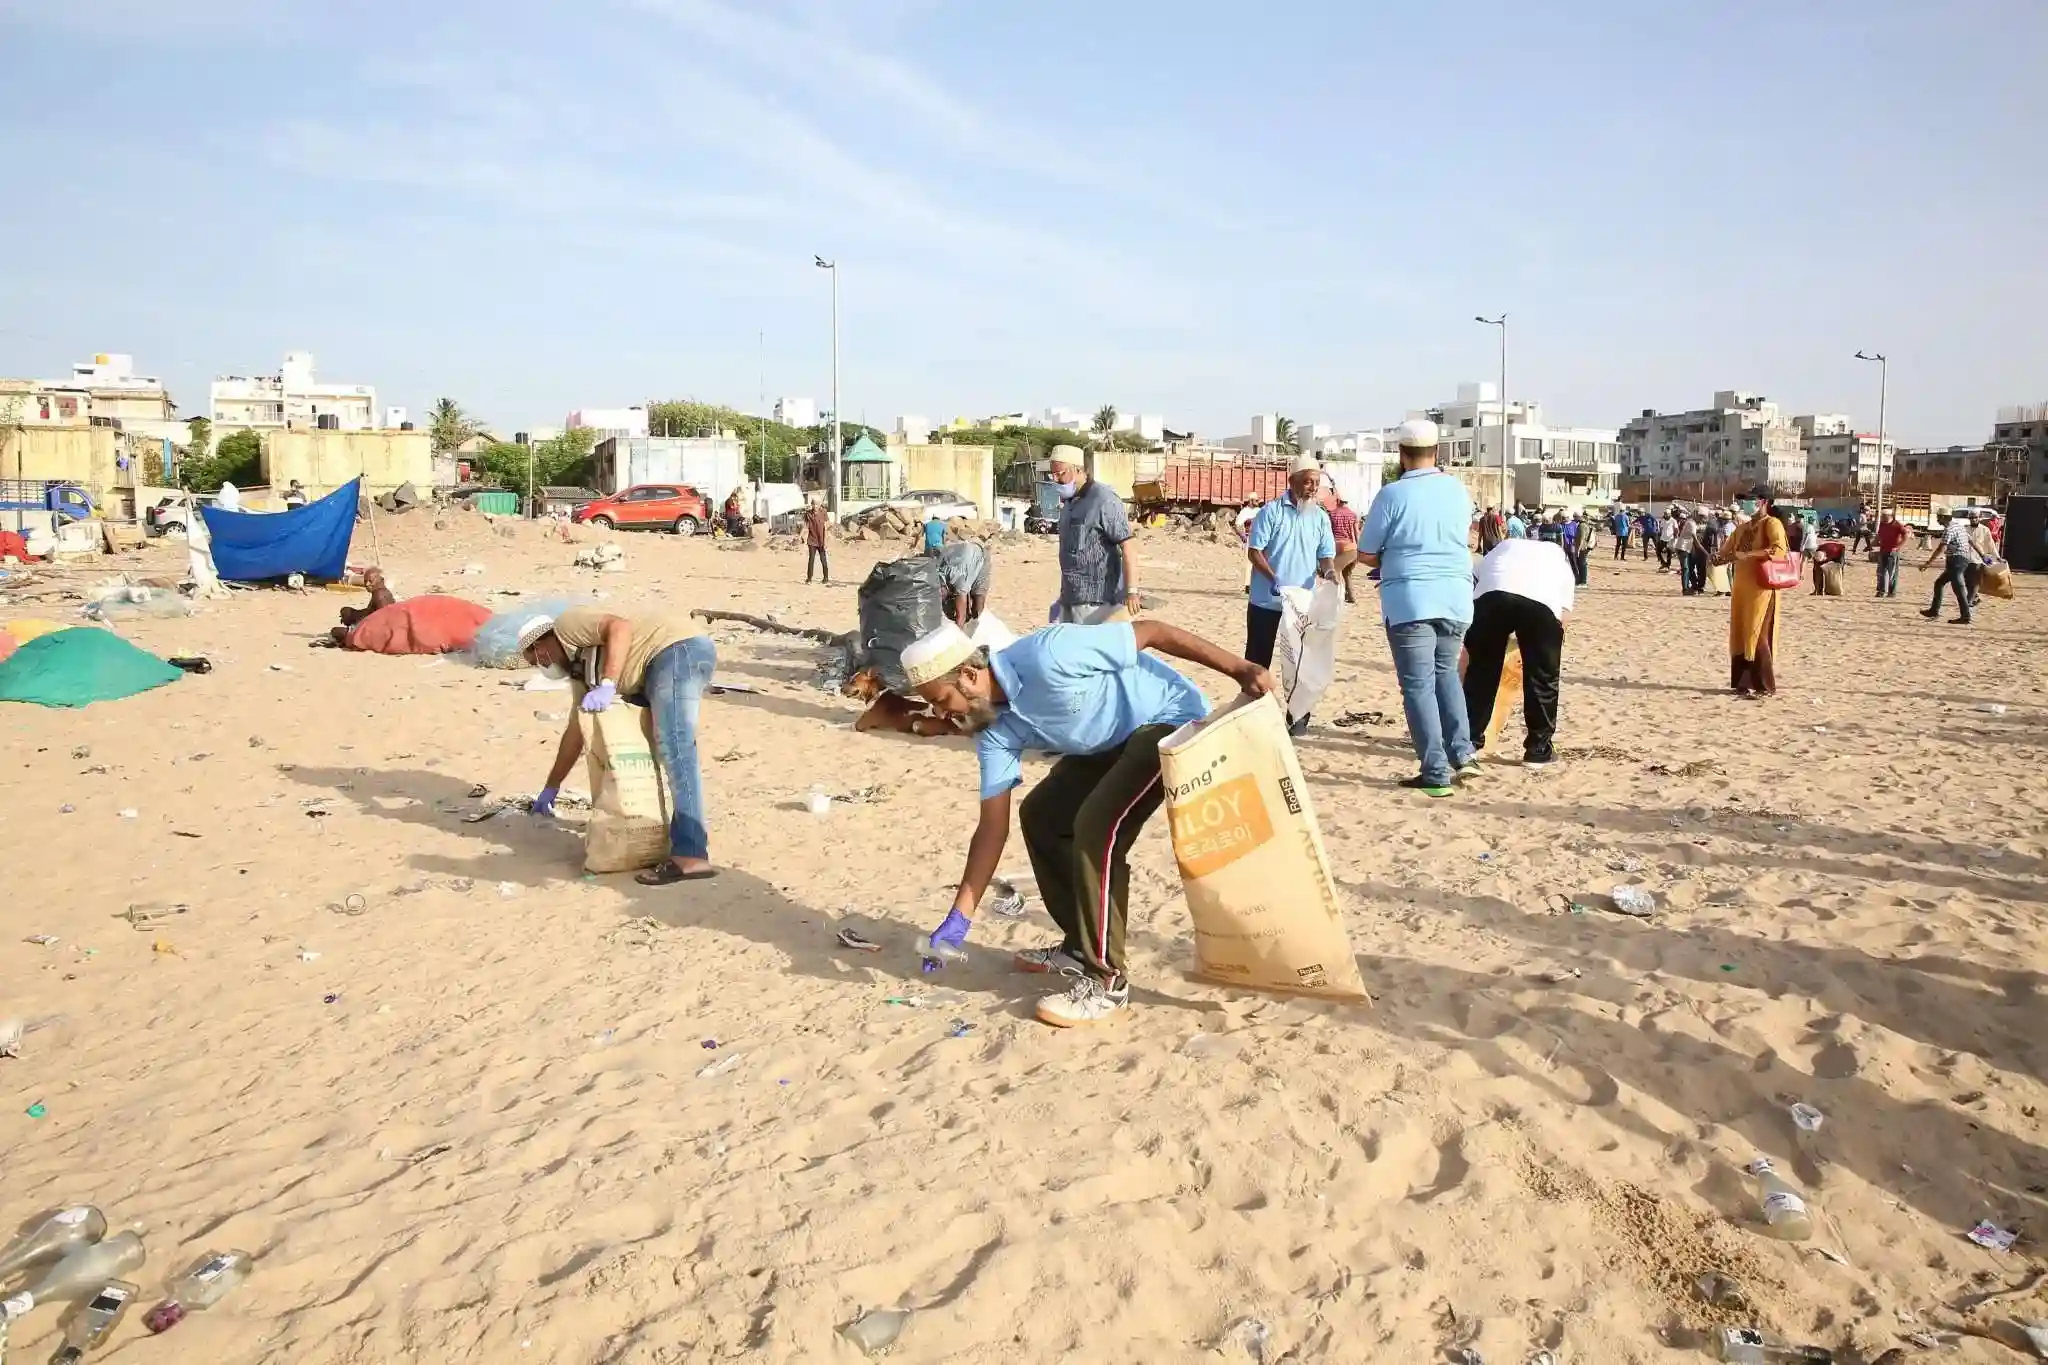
left=2, top=512, right=2046, bottom=1364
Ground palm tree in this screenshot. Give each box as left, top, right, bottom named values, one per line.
left=1273, top=416, right=1299, bottom=458
left=429, top=397, right=479, bottom=454
left=1092, top=405, right=1117, bottom=447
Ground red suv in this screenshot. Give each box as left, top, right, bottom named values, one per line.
left=571, top=484, right=713, bottom=535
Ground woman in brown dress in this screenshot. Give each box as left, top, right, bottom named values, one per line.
left=1713, top=485, right=1790, bottom=697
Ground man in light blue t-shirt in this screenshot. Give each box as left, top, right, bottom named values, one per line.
left=1246, top=454, right=1337, bottom=735
left=1357, top=418, right=1477, bottom=797
left=900, top=618, right=1275, bottom=1028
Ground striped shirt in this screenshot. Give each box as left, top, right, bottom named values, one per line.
left=1942, top=517, right=1975, bottom=561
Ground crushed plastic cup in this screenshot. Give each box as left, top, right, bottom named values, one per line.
left=805, top=790, right=833, bottom=816
left=1789, top=1102, right=1824, bottom=1133
left=1181, top=1032, right=1248, bottom=1060
left=839, top=1307, right=910, bottom=1356
left=1607, top=885, right=1657, bottom=917
left=1222, top=1317, right=1271, bottom=1362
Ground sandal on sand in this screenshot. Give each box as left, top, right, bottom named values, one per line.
left=635, top=863, right=719, bottom=886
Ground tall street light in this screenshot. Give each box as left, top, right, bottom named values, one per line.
left=1475, top=315, right=1509, bottom=512
left=1855, top=350, right=1887, bottom=517
left=815, top=255, right=841, bottom=513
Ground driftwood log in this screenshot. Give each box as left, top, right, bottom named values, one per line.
left=690, top=608, right=852, bottom=649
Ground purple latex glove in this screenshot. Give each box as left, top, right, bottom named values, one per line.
left=928, top=906, right=972, bottom=951
left=532, top=786, right=559, bottom=817
left=581, top=680, right=618, bottom=713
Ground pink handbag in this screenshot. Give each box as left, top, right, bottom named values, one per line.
left=1758, top=556, right=1801, bottom=590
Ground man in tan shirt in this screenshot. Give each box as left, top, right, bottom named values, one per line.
left=517, top=606, right=717, bottom=885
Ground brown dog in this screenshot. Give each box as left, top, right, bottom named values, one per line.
left=845, top=666, right=957, bottom=736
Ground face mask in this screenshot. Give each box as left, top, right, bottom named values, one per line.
left=537, top=662, right=569, bottom=682
left=1055, top=479, right=1078, bottom=501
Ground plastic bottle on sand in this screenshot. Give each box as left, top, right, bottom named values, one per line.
left=1745, top=1157, right=1814, bottom=1240
left=50, top=1279, right=139, bottom=1361
left=0, top=1206, right=106, bottom=1280
left=2, top=1232, right=145, bottom=1319
left=143, top=1249, right=254, bottom=1332
left=1716, top=1325, right=1833, bottom=1362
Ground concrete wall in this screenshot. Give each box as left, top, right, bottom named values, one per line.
left=896, top=443, right=996, bottom=518
left=0, top=425, right=124, bottom=491
left=262, top=429, right=432, bottom=496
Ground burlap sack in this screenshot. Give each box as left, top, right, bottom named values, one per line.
left=1982, top=562, right=2015, bottom=600
left=1158, top=693, right=1368, bottom=1001
left=580, top=703, right=671, bottom=873
left=1485, top=643, right=1523, bottom=751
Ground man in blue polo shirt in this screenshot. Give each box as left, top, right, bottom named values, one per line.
left=1358, top=418, right=1478, bottom=797
left=1246, top=453, right=1337, bottom=734
left=902, top=618, right=1275, bottom=1027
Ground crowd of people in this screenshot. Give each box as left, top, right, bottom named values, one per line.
left=481, top=431, right=2009, bottom=1029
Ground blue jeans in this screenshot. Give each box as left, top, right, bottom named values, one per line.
left=643, top=637, right=716, bottom=861
left=1386, top=619, right=1474, bottom=785
left=1875, top=551, right=1899, bottom=597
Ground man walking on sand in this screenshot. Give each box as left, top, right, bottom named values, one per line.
left=1050, top=445, right=1143, bottom=624
left=1920, top=510, right=1978, bottom=625
left=903, top=618, right=1275, bottom=1027
left=1873, top=508, right=1906, bottom=598
left=803, top=497, right=830, bottom=585
left=1246, top=453, right=1337, bottom=735
left=1329, top=491, right=1362, bottom=604
left=1358, top=418, right=1477, bottom=797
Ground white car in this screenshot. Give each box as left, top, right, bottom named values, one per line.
left=145, top=491, right=216, bottom=535
left=894, top=488, right=980, bottom=521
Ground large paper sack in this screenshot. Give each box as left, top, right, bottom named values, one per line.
left=1159, top=693, right=1368, bottom=1000
left=580, top=704, right=671, bottom=872
left=1274, top=580, right=1344, bottom=722
left=1981, top=561, right=2014, bottom=600
left=1706, top=562, right=1732, bottom=595
left=1484, top=642, right=1523, bottom=751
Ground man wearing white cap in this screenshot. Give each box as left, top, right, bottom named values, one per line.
left=1357, top=418, right=1478, bottom=796
left=1047, top=445, right=1142, bottom=623
left=516, top=608, right=719, bottom=884
left=901, top=617, right=1275, bottom=1026
left=1245, top=453, right=1337, bottom=734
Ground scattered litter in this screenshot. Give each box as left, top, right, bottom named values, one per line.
left=836, top=927, right=881, bottom=953
left=304, top=808, right=331, bottom=820
left=592, top=1029, right=617, bottom=1046
left=696, top=1053, right=742, bottom=1079
left=496, top=882, right=520, bottom=899
left=1455, top=1349, right=1484, bottom=1365
left=805, top=789, right=833, bottom=816
left=460, top=563, right=487, bottom=576
left=1331, top=710, right=1389, bottom=729
left=1790, top=1103, right=1825, bottom=1133
left=2020, top=1323, right=2048, bottom=1357
left=948, top=1019, right=976, bottom=1038
left=1952, top=1089, right=1986, bottom=1106
left=1810, top=1246, right=1848, bottom=1266
left=297, top=949, right=321, bottom=963
left=121, top=904, right=187, bottom=931
left=25, top=1101, right=46, bottom=1119
left=1607, top=885, right=1657, bottom=917
left=460, top=808, right=508, bottom=824
left=838, top=1307, right=910, bottom=1356
left=1608, top=854, right=1647, bottom=874
left=1528, top=1354, right=1556, bottom=1365
left=534, top=711, right=566, bottom=722
left=152, top=939, right=180, bottom=957
left=1812, top=725, right=1828, bottom=734
left=1534, top=967, right=1583, bottom=985
left=407, top=1143, right=453, bottom=1163
left=985, top=879, right=1028, bottom=917
left=467, top=783, right=489, bottom=799
left=116, top=808, right=138, bottom=820
left=58, top=804, right=73, bottom=814
left=1220, top=1316, right=1271, bottom=1361
left=1981, top=703, right=2009, bottom=715
left=522, top=675, right=569, bottom=691
left=1181, top=1031, right=1247, bottom=1059
left=883, top=995, right=925, bottom=1008
left=1719, top=963, right=1739, bottom=973
left=1967, top=1220, right=2019, bottom=1251
left=701, top=1039, right=719, bottom=1049
left=269, top=663, right=293, bottom=673
left=334, top=894, right=369, bottom=917
left=322, top=993, right=340, bottom=1005
left=0, top=1019, right=22, bottom=1058
left=1696, top=1272, right=1746, bottom=1307
left=248, top=735, right=265, bottom=748
left=25, top=935, right=59, bottom=947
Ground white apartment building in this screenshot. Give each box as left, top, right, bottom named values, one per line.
left=1042, top=406, right=1092, bottom=434
left=1424, top=382, right=1621, bottom=499
left=773, top=396, right=817, bottom=427
left=1793, top=413, right=1893, bottom=491
left=1109, top=412, right=1166, bottom=443
left=568, top=406, right=650, bottom=440
left=896, top=413, right=932, bottom=445
left=1618, top=391, right=1806, bottom=493
left=211, top=351, right=376, bottom=431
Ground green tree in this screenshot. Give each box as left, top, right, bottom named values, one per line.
left=429, top=397, right=479, bottom=454
left=478, top=429, right=599, bottom=492
left=181, top=429, right=263, bottom=493
left=184, top=416, right=211, bottom=474
left=1273, top=416, right=1299, bottom=457
left=1092, top=405, right=1117, bottom=447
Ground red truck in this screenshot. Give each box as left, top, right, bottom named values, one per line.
left=1133, top=460, right=1292, bottom=516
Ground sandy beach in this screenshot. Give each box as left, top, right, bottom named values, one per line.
left=3, top=513, right=2045, bottom=1364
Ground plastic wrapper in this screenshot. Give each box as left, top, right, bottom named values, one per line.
left=460, top=597, right=590, bottom=668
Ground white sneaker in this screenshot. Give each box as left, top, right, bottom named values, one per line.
left=1036, top=973, right=1129, bottom=1027
left=1013, top=945, right=1085, bottom=975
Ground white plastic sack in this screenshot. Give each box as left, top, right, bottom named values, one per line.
left=1274, top=580, right=1344, bottom=722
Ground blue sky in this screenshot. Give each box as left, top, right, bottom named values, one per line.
left=1, top=0, right=2042, bottom=445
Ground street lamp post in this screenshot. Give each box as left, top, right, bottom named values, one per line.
left=1855, top=350, right=1887, bottom=518
left=1475, top=315, right=1508, bottom=512
left=815, top=255, right=841, bottom=513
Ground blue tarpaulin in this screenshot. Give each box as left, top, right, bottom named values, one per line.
left=200, top=479, right=358, bottom=582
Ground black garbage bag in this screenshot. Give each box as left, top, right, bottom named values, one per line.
left=857, top=555, right=945, bottom=694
